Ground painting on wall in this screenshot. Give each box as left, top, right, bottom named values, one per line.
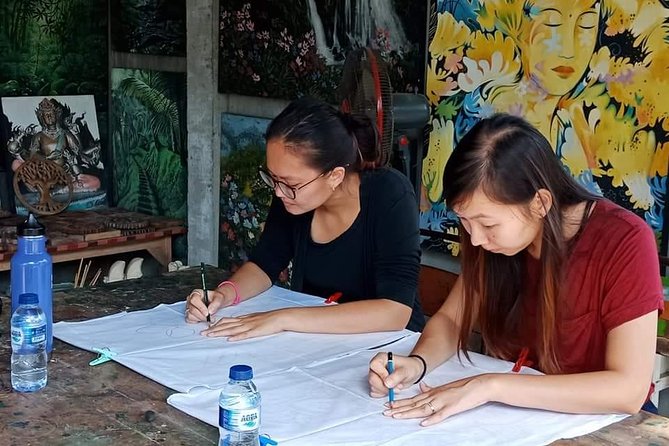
left=110, top=0, right=186, bottom=56
left=0, top=0, right=109, bottom=200
left=1, top=95, right=107, bottom=214
left=0, top=0, right=108, bottom=98
left=218, top=0, right=427, bottom=102
left=111, top=68, right=187, bottom=258
left=219, top=113, right=275, bottom=274
left=420, top=0, right=669, bottom=255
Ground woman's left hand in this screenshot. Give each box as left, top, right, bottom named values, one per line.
left=383, top=374, right=492, bottom=426
left=201, top=309, right=289, bottom=341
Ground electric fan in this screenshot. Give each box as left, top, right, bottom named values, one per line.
left=336, top=47, right=430, bottom=198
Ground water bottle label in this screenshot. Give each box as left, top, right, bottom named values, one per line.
left=220, top=407, right=260, bottom=432
left=11, top=325, right=46, bottom=346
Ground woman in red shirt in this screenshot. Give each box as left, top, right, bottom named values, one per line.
left=369, top=113, right=664, bottom=424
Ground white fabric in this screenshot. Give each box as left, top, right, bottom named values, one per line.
left=53, top=286, right=412, bottom=392
left=168, top=335, right=627, bottom=445
left=54, top=286, right=627, bottom=444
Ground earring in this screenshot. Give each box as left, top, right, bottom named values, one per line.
left=331, top=185, right=336, bottom=192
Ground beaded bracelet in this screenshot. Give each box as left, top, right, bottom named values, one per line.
left=217, top=280, right=241, bottom=305
left=408, top=354, right=427, bottom=384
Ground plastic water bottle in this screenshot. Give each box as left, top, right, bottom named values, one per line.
left=11, top=293, right=48, bottom=392
left=219, top=364, right=261, bottom=446
left=10, top=213, right=53, bottom=353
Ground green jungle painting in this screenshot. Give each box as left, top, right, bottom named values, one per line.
left=111, top=0, right=186, bottom=56
left=218, top=0, right=427, bottom=102
left=111, top=68, right=187, bottom=223
left=0, top=0, right=107, bottom=98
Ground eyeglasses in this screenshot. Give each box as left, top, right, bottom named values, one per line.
left=258, top=168, right=328, bottom=199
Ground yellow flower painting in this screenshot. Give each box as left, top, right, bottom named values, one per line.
left=421, top=0, right=669, bottom=254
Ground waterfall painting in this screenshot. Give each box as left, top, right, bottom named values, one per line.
left=218, top=0, right=427, bottom=102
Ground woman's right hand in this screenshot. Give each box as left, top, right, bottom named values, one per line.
left=185, top=287, right=233, bottom=323
left=368, top=353, right=425, bottom=398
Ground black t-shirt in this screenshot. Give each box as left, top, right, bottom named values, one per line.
left=249, top=167, right=425, bottom=332
left=302, top=211, right=365, bottom=302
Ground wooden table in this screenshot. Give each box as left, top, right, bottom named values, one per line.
left=0, top=208, right=186, bottom=272
left=1, top=269, right=668, bottom=445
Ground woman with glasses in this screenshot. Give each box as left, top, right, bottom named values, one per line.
left=185, top=97, right=425, bottom=339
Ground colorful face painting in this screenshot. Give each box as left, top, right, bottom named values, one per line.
left=421, top=0, right=669, bottom=255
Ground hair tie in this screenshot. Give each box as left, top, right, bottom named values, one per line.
left=408, top=354, right=427, bottom=384
left=217, top=280, right=241, bottom=305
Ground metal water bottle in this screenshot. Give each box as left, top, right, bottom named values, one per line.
left=10, top=213, right=53, bottom=353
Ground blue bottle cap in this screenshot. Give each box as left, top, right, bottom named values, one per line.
left=18, top=293, right=39, bottom=305
left=17, top=213, right=45, bottom=236
left=229, top=364, right=253, bottom=380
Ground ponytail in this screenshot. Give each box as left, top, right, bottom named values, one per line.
left=338, top=112, right=386, bottom=170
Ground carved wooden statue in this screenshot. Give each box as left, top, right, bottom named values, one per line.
left=13, top=157, right=74, bottom=215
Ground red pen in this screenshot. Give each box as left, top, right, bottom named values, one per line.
left=512, top=346, right=533, bottom=372
left=324, top=291, right=343, bottom=304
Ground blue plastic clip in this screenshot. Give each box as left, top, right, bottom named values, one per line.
left=89, top=347, right=116, bottom=366
left=259, top=434, right=278, bottom=446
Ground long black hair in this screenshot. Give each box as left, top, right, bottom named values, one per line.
left=443, top=113, right=599, bottom=373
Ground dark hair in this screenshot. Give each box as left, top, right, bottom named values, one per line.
left=265, top=97, right=385, bottom=172
left=443, top=113, right=598, bottom=373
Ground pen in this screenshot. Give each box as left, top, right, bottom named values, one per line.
left=387, top=352, right=394, bottom=404
left=324, top=291, right=343, bottom=304
left=512, top=346, right=531, bottom=372
left=200, top=262, right=211, bottom=324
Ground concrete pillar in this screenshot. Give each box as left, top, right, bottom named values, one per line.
left=187, top=0, right=220, bottom=266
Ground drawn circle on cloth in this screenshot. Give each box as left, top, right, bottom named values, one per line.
left=136, top=325, right=197, bottom=338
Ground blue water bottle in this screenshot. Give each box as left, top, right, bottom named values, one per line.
left=10, top=213, right=53, bottom=353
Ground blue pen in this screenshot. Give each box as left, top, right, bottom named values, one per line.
left=387, top=352, right=395, bottom=404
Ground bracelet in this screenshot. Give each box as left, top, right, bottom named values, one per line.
left=408, top=354, right=427, bottom=384
left=217, top=280, right=241, bottom=305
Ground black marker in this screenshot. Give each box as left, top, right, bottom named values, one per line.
left=200, top=262, right=211, bottom=323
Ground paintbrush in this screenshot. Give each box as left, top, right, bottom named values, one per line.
left=74, top=258, right=84, bottom=288
left=89, top=268, right=102, bottom=287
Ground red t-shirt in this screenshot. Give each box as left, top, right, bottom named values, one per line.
left=520, top=199, right=663, bottom=374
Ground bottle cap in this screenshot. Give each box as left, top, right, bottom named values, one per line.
left=229, top=364, right=253, bottom=380
left=18, top=293, right=39, bottom=305
left=17, top=213, right=46, bottom=236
